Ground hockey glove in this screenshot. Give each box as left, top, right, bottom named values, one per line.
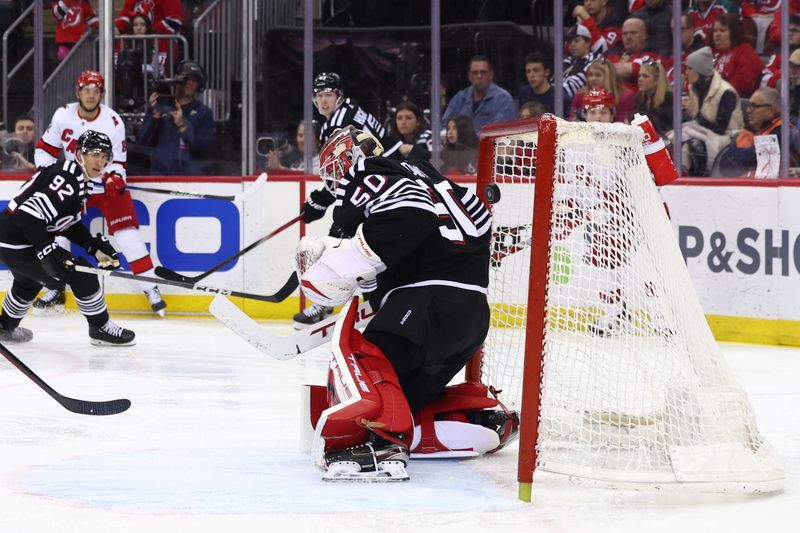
left=103, top=171, right=126, bottom=196
left=86, top=234, right=120, bottom=270
left=302, top=188, right=335, bottom=223
left=36, top=241, right=76, bottom=282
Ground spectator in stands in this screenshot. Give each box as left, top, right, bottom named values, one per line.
left=265, top=121, right=320, bottom=173
left=630, top=0, right=673, bottom=58
left=630, top=61, right=673, bottom=137
left=443, top=55, right=516, bottom=135
left=741, top=0, right=782, bottom=54
left=711, top=13, right=762, bottom=98
left=569, top=58, right=635, bottom=122
left=440, top=115, right=478, bottom=175
left=563, top=24, right=602, bottom=109
left=114, top=0, right=182, bottom=37
left=609, top=17, right=660, bottom=94
left=790, top=49, right=800, bottom=126
left=760, top=15, right=800, bottom=89
left=680, top=46, right=743, bottom=176
left=664, top=15, right=704, bottom=90
left=389, top=101, right=433, bottom=162
left=766, top=1, right=800, bottom=53
left=687, top=0, right=728, bottom=43
left=731, top=87, right=800, bottom=173
left=519, top=101, right=547, bottom=120
left=136, top=60, right=215, bottom=175
left=572, top=0, right=625, bottom=53
left=517, top=52, right=556, bottom=114
left=52, top=1, right=98, bottom=61
left=2, top=116, right=36, bottom=172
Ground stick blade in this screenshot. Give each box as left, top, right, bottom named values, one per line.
left=235, top=172, right=268, bottom=202
left=209, top=294, right=300, bottom=360
left=154, top=266, right=192, bottom=283
left=60, top=396, right=131, bottom=416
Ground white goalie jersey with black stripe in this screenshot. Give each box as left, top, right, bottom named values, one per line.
left=331, top=157, right=492, bottom=307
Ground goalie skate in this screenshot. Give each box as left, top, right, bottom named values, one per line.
left=323, top=433, right=410, bottom=482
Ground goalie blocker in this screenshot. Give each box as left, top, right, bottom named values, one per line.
left=306, top=298, right=519, bottom=481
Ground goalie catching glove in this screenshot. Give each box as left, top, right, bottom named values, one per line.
left=85, top=234, right=120, bottom=270
left=298, top=225, right=385, bottom=307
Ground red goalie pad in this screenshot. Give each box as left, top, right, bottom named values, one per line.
left=316, top=297, right=413, bottom=453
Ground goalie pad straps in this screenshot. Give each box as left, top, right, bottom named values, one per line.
left=411, top=382, right=499, bottom=455
left=318, top=297, right=413, bottom=453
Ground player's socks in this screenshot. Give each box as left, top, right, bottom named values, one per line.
left=89, top=320, right=136, bottom=346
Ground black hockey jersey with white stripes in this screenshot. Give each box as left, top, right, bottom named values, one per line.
left=0, top=159, right=92, bottom=249
left=332, top=157, right=492, bottom=307
left=319, top=98, right=403, bottom=158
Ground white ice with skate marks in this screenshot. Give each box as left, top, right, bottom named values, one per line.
left=0, top=313, right=797, bottom=532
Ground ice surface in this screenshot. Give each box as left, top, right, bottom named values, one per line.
left=0, top=312, right=797, bottom=533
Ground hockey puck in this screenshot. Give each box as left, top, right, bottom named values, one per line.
left=484, top=183, right=501, bottom=204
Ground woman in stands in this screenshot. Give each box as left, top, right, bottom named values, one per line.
left=680, top=46, right=743, bottom=176
left=568, top=58, right=634, bottom=123
left=630, top=61, right=674, bottom=138
left=441, top=115, right=478, bottom=175
left=710, top=13, right=762, bottom=98
left=390, top=101, right=433, bottom=162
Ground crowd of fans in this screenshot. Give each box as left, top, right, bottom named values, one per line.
left=2, top=0, right=799, bottom=178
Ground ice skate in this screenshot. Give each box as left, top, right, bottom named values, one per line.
left=144, top=287, right=167, bottom=317
left=32, top=288, right=66, bottom=312
left=465, top=409, right=520, bottom=451
left=587, top=302, right=629, bottom=337
left=323, top=432, right=410, bottom=482
left=89, top=320, right=136, bottom=346
left=293, top=304, right=333, bottom=330
left=0, top=324, right=33, bottom=343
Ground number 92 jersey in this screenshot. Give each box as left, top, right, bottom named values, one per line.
left=0, top=160, right=91, bottom=248
left=332, top=157, right=493, bottom=305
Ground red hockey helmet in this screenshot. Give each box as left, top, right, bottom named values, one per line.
left=319, top=126, right=383, bottom=193
left=76, top=70, right=105, bottom=91
left=584, top=87, right=614, bottom=111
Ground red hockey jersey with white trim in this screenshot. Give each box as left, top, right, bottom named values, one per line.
left=35, top=103, right=127, bottom=193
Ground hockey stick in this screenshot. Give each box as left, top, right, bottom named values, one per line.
left=74, top=265, right=298, bottom=303
left=0, top=342, right=131, bottom=416
left=209, top=294, right=375, bottom=360
left=111, top=173, right=268, bottom=202
left=154, top=213, right=303, bottom=284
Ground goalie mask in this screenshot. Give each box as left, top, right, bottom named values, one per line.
left=319, top=126, right=384, bottom=193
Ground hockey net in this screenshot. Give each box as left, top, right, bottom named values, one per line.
left=470, top=115, right=784, bottom=497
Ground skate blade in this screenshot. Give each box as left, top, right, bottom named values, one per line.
left=156, top=309, right=166, bottom=318
left=323, top=461, right=409, bottom=482
left=90, top=339, right=137, bottom=347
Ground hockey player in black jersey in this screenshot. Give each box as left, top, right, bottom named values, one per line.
left=0, top=130, right=135, bottom=346
left=295, top=71, right=406, bottom=328
left=298, top=126, right=518, bottom=481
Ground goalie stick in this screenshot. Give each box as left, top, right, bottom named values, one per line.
left=209, top=294, right=375, bottom=360
left=155, top=213, right=302, bottom=284
left=0, top=342, right=131, bottom=416
left=74, top=265, right=298, bottom=303
left=107, top=173, right=268, bottom=202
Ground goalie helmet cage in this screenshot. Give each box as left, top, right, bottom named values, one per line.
left=468, top=114, right=784, bottom=502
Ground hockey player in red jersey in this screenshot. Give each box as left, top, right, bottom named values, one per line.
left=0, top=131, right=136, bottom=346
left=34, top=70, right=166, bottom=316
left=297, top=126, right=518, bottom=481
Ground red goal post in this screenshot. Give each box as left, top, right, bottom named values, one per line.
left=469, top=114, right=784, bottom=502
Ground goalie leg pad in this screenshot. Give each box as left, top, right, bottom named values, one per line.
left=315, top=298, right=413, bottom=455
left=410, top=382, right=519, bottom=457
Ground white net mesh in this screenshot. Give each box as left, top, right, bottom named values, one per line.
left=481, top=118, right=784, bottom=491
